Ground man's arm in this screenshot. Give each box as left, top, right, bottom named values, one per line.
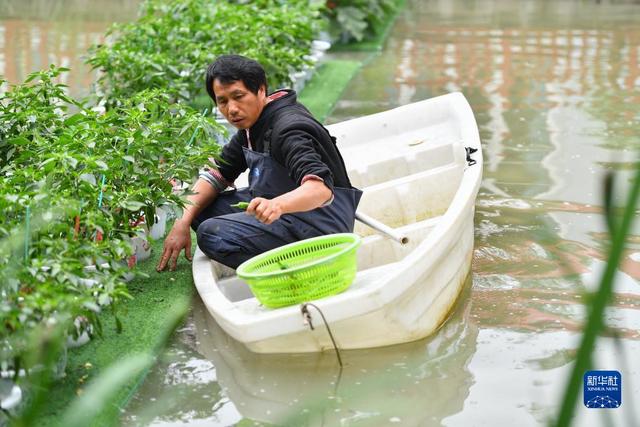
left=156, top=179, right=219, bottom=271
left=177, top=178, right=220, bottom=227
left=157, top=134, right=244, bottom=271
left=247, top=178, right=332, bottom=225
left=245, top=126, right=335, bottom=224
left=277, top=128, right=336, bottom=192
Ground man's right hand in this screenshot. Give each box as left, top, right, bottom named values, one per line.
left=157, top=219, right=192, bottom=272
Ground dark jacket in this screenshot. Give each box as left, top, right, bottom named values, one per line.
left=214, top=90, right=352, bottom=193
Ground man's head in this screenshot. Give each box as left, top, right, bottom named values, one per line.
left=205, top=55, right=268, bottom=129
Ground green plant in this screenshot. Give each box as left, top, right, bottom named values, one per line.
left=1, top=66, right=225, bottom=233
left=0, top=66, right=225, bottom=380
left=87, top=0, right=322, bottom=107
left=554, top=167, right=640, bottom=426
left=323, top=0, right=398, bottom=42
left=3, top=275, right=189, bottom=427
left=1, top=310, right=70, bottom=426
left=1, top=68, right=129, bottom=374
left=79, top=89, right=225, bottom=231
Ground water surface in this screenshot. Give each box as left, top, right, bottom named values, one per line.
left=0, top=0, right=140, bottom=96
left=124, top=0, right=640, bottom=425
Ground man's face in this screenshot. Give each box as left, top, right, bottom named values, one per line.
left=213, top=79, right=266, bottom=129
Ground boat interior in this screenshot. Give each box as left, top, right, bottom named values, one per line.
left=212, top=114, right=467, bottom=306
left=335, top=117, right=465, bottom=271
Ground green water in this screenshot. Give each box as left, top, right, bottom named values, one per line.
left=122, top=1, right=640, bottom=426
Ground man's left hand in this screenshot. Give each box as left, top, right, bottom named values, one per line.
left=247, top=197, right=284, bottom=224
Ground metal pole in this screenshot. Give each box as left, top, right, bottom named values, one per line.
left=355, top=211, right=409, bottom=245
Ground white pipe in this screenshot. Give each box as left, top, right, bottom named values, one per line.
left=355, top=212, right=409, bottom=245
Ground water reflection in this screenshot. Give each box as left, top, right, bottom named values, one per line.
left=124, top=278, right=477, bottom=426
left=118, top=0, right=640, bottom=424
left=328, top=0, right=640, bottom=424
left=0, top=0, right=140, bottom=96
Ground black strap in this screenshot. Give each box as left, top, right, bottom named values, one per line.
left=262, top=128, right=273, bottom=154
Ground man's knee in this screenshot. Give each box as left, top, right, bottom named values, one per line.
left=196, top=219, right=246, bottom=269
left=191, top=209, right=214, bottom=232
left=193, top=192, right=249, bottom=232
left=196, top=219, right=225, bottom=257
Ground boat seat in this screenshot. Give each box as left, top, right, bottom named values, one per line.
left=231, top=261, right=403, bottom=315
left=357, top=215, right=442, bottom=269
left=340, top=125, right=459, bottom=188
left=212, top=214, right=443, bottom=307
left=355, top=162, right=461, bottom=233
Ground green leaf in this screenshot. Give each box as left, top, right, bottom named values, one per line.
left=95, top=160, right=109, bottom=170
left=24, top=72, right=39, bottom=83
left=121, top=200, right=146, bottom=211
left=149, top=62, right=163, bottom=72
left=9, top=136, right=30, bottom=146
left=83, top=302, right=101, bottom=313
left=59, top=354, right=153, bottom=427
left=98, top=293, right=111, bottom=306
left=67, top=156, right=79, bottom=169
left=64, top=113, right=85, bottom=126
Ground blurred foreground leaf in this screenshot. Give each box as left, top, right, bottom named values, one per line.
left=60, top=354, right=154, bottom=427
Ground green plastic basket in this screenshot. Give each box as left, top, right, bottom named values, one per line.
left=236, top=233, right=361, bottom=308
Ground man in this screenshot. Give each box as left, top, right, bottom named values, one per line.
left=157, top=54, right=361, bottom=271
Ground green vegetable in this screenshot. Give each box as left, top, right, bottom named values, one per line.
left=87, top=0, right=321, bottom=107
left=324, top=0, right=399, bottom=43
left=230, top=202, right=250, bottom=210
left=0, top=66, right=225, bottom=376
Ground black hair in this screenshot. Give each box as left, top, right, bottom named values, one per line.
left=205, top=55, right=268, bottom=104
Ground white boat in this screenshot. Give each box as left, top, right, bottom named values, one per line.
left=192, top=92, right=483, bottom=353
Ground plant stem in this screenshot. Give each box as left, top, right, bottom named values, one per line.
left=97, top=174, right=106, bottom=208
left=24, top=205, right=30, bottom=264
left=555, top=165, right=640, bottom=426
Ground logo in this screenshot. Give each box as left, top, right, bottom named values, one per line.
left=584, top=370, right=621, bottom=408
left=251, top=167, right=260, bottom=178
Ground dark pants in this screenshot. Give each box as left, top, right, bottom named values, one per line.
left=193, top=189, right=323, bottom=269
